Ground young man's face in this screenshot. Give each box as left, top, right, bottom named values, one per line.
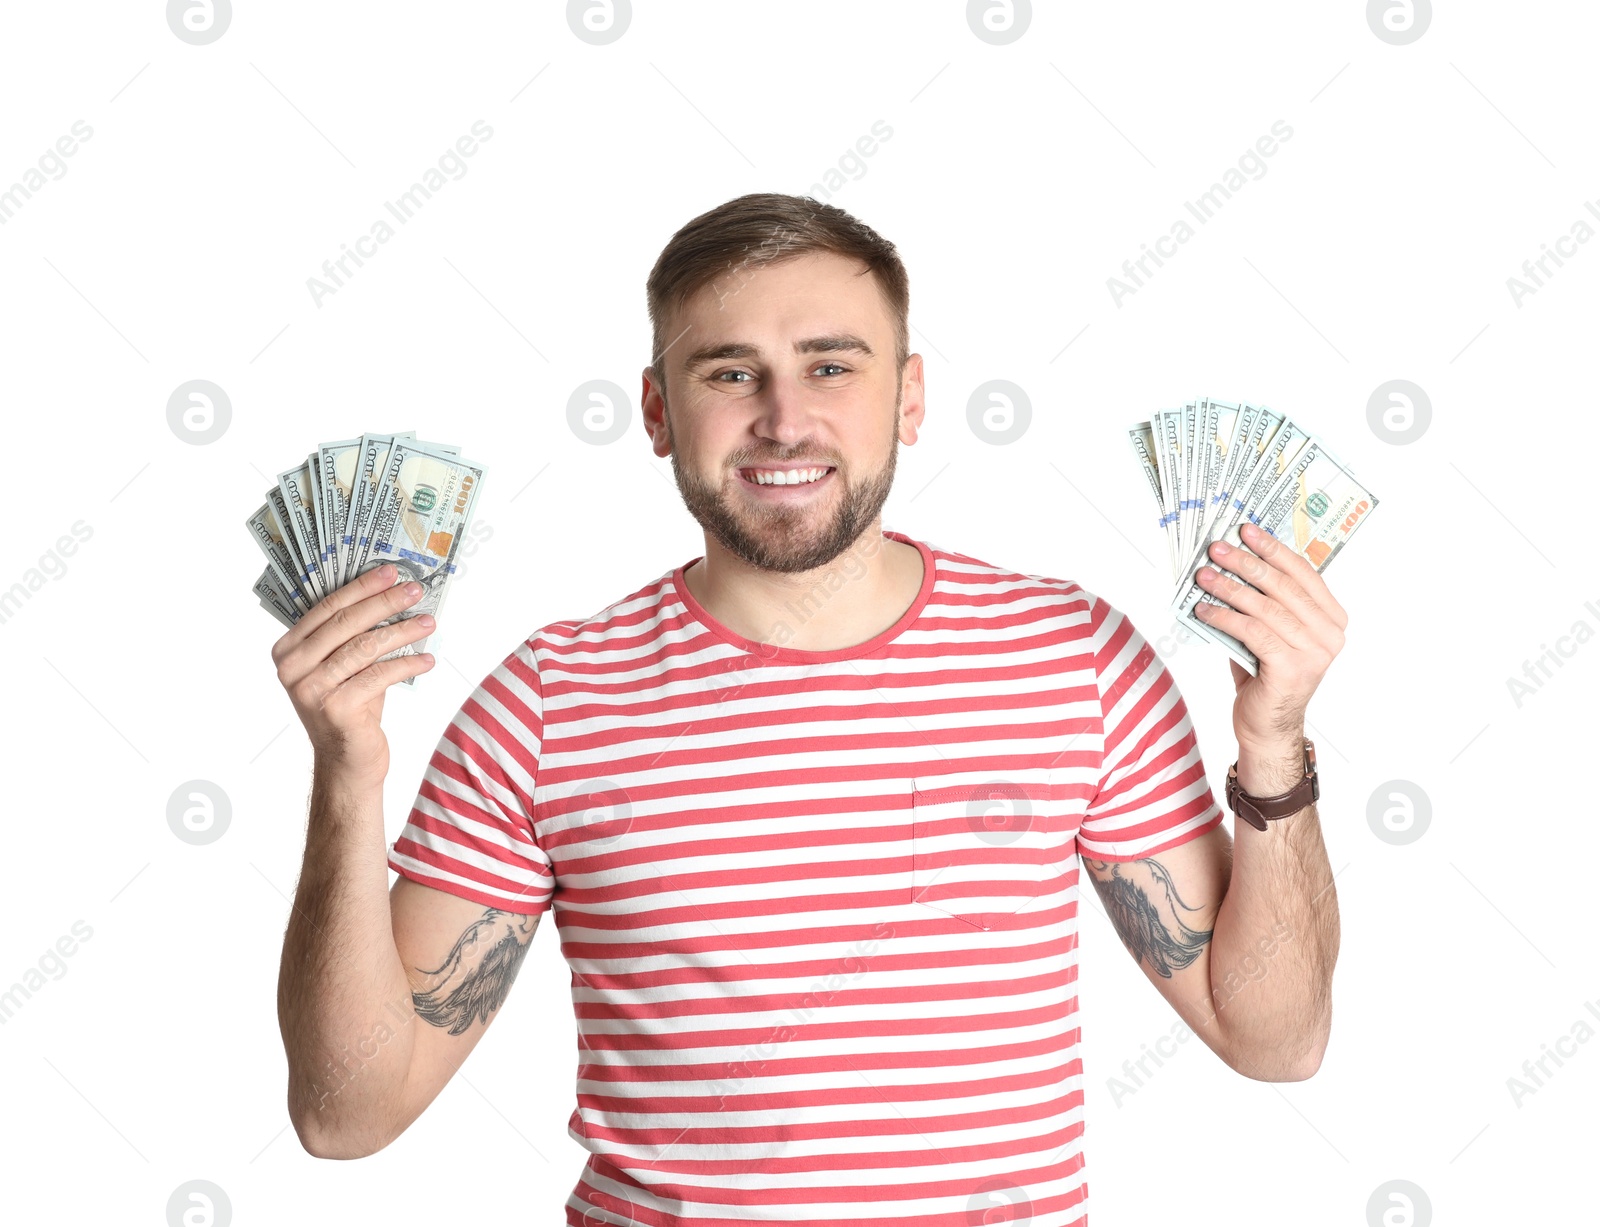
left=643, top=249, right=924, bottom=575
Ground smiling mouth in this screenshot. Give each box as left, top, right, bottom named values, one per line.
left=737, top=466, right=836, bottom=487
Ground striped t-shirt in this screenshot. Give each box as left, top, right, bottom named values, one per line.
left=387, top=529, right=1224, bottom=1226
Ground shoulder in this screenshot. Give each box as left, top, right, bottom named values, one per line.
left=923, top=536, right=1089, bottom=604
left=500, top=565, right=683, bottom=674
left=927, top=536, right=1127, bottom=642
left=937, top=541, right=1173, bottom=701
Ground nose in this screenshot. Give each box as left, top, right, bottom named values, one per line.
left=747, top=378, right=820, bottom=451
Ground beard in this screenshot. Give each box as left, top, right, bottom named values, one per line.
left=664, top=388, right=901, bottom=575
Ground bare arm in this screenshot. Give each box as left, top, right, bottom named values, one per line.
left=270, top=562, right=538, bottom=1157
left=278, top=767, right=416, bottom=1156
left=277, top=767, right=540, bottom=1157
left=1083, top=517, right=1350, bottom=1082
left=1084, top=786, right=1335, bottom=1085
left=1185, top=517, right=1350, bottom=1078
left=1204, top=740, right=1338, bottom=1081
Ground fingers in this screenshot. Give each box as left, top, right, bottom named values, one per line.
left=306, top=610, right=437, bottom=698
left=1194, top=580, right=1336, bottom=682
left=1194, top=571, right=1311, bottom=653
left=276, top=561, right=400, bottom=652
left=331, top=644, right=438, bottom=699
left=1235, top=522, right=1349, bottom=631
left=274, top=566, right=427, bottom=686
left=1195, top=595, right=1289, bottom=657
left=1204, top=530, right=1345, bottom=655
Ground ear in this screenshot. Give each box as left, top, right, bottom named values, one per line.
left=640, top=366, right=671, bottom=458
left=897, top=353, right=926, bottom=445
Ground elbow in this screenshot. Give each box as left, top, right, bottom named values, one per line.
left=292, top=1119, right=393, bottom=1161
left=1225, top=1033, right=1328, bottom=1083
left=288, top=1095, right=394, bottom=1161
left=1270, top=1047, right=1326, bottom=1083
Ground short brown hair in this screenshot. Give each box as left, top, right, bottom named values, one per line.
left=645, top=192, right=910, bottom=387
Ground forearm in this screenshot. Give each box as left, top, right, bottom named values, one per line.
left=1206, top=733, right=1340, bottom=1080
left=277, top=761, right=417, bottom=1157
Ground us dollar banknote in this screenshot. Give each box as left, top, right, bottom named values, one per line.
left=1127, top=399, right=1379, bottom=675
left=248, top=430, right=486, bottom=686
left=349, top=437, right=485, bottom=665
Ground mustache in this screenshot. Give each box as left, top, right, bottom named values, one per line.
left=733, top=457, right=838, bottom=468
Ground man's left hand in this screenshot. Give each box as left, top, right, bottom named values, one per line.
left=1193, top=520, right=1348, bottom=760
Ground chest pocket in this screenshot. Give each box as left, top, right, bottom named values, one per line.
left=910, top=769, right=1072, bottom=930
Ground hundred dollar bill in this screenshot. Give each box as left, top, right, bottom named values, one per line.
left=352, top=438, right=487, bottom=675
left=1206, top=405, right=1279, bottom=543
left=1179, top=412, right=1313, bottom=656
left=346, top=431, right=415, bottom=589
left=256, top=564, right=303, bottom=615
left=1175, top=399, right=1194, bottom=565
left=343, top=433, right=462, bottom=589
left=264, top=484, right=319, bottom=604
left=1154, top=409, right=1183, bottom=576
left=245, top=501, right=315, bottom=615
left=1128, top=396, right=1382, bottom=672
left=1192, top=397, right=1239, bottom=559
left=1188, top=397, right=1256, bottom=585
left=1184, top=396, right=1223, bottom=567
left=278, top=458, right=329, bottom=603
left=1207, top=401, right=1258, bottom=529
left=1180, top=409, right=1309, bottom=589
left=316, top=437, right=362, bottom=591
left=253, top=567, right=300, bottom=629
left=1172, top=435, right=1379, bottom=674
left=307, top=451, right=334, bottom=587
left=1126, top=422, right=1174, bottom=577
left=251, top=430, right=483, bottom=688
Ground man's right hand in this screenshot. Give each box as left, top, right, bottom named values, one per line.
left=272, top=563, right=438, bottom=789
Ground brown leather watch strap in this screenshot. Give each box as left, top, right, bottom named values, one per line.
left=1225, top=738, right=1319, bottom=831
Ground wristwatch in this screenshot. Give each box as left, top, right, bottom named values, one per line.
left=1225, top=737, right=1319, bottom=831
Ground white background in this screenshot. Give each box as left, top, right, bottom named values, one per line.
left=1, top=2, right=1593, bottom=1224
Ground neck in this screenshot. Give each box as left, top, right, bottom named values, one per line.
left=683, top=528, right=923, bottom=652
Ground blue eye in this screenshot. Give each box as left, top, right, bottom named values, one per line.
left=713, top=364, right=849, bottom=382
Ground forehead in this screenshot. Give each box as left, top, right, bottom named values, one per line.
left=669, top=250, right=889, bottom=365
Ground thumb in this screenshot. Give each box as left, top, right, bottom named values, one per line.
left=1228, top=660, right=1250, bottom=693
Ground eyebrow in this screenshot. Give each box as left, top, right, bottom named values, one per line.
left=682, top=332, right=875, bottom=370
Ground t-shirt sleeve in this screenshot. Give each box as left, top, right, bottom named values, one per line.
left=1077, top=595, right=1225, bottom=861
left=386, top=640, right=554, bottom=916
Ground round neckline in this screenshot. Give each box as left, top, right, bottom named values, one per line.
left=669, top=531, right=934, bottom=664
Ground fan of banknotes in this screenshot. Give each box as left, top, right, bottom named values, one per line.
left=246, top=431, right=487, bottom=685
left=1127, top=396, right=1379, bottom=676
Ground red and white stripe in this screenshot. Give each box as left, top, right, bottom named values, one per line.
left=389, top=530, right=1223, bottom=1226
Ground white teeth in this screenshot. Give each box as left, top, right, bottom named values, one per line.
left=745, top=467, right=829, bottom=486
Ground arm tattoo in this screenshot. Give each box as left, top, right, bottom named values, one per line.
left=412, top=910, right=537, bottom=1036
left=1083, top=856, right=1213, bottom=979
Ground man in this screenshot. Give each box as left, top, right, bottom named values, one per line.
left=275, top=193, right=1343, bottom=1225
